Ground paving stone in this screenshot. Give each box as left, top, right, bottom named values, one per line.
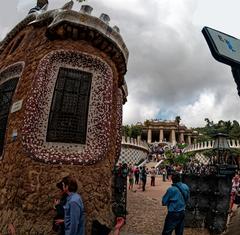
left=120, top=175, right=210, bottom=235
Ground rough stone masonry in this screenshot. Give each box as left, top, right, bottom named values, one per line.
left=0, top=1, right=128, bottom=234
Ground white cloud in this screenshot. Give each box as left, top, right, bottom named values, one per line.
left=0, top=27, right=10, bottom=40
left=123, top=95, right=160, bottom=125
left=17, top=0, right=32, bottom=12
left=178, top=91, right=216, bottom=127
left=178, top=89, right=240, bottom=128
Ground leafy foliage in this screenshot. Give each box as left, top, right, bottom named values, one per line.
left=194, top=119, right=240, bottom=142
left=122, top=125, right=142, bottom=139
left=164, top=150, right=190, bottom=165
left=177, top=143, right=188, bottom=149
left=174, top=154, right=190, bottom=165
left=175, top=116, right=181, bottom=125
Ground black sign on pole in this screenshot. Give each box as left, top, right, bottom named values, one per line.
left=202, top=26, right=240, bottom=96
left=202, top=26, right=240, bottom=67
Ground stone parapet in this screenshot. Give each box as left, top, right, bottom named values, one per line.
left=184, top=139, right=240, bottom=152
left=118, top=137, right=149, bottom=166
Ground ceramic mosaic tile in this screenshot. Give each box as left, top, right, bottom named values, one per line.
left=0, top=62, right=24, bottom=85
left=22, top=50, right=114, bottom=165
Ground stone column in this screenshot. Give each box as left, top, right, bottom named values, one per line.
left=180, top=132, right=184, bottom=143
left=188, top=135, right=191, bottom=145
left=147, top=128, right=152, bottom=143
left=171, top=129, right=176, bottom=145
left=137, top=135, right=141, bottom=145
left=159, top=129, right=164, bottom=142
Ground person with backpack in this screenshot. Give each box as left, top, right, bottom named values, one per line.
left=161, top=173, right=190, bottom=235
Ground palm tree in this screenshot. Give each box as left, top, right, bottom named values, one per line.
left=175, top=116, right=181, bottom=143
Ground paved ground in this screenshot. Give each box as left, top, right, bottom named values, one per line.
left=223, top=205, right=240, bottom=235
left=120, top=175, right=210, bottom=235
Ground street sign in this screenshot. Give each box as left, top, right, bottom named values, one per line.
left=202, top=26, right=240, bottom=67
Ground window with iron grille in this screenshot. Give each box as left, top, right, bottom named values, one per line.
left=47, top=67, right=92, bottom=144
left=0, top=77, right=19, bottom=156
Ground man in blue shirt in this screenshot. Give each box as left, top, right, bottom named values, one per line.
left=162, top=173, right=190, bottom=235
left=62, top=176, right=85, bottom=235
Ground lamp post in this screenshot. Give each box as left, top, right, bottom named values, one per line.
left=212, top=133, right=230, bottom=165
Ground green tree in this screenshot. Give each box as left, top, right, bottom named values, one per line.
left=144, top=119, right=150, bottom=126
left=122, top=125, right=130, bottom=137
left=204, top=118, right=212, bottom=127
left=130, top=125, right=142, bottom=139
left=230, top=120, right=240, bottom=139
left=164, top=150, right=175, bottom=165
left=122, top=125, right=142, bottom=139
left=174, top=154, right=190, bottom=165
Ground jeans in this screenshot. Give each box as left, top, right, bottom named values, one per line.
left=151, top=176, right=155, bottom=186
left=162, top=211, right=185, bottom=235
left=142, top=178, right=146, bottom=191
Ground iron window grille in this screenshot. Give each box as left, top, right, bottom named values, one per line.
left=0, top=77, right=19, bottom=156
left=47, top=67, right=92, bottom=144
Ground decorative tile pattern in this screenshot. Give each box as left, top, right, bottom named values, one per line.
left=118, top=145, right=148, bottom=166
left=22, top=50, right=114, bottom=165
left=115, top=88, right=123, bottom=162
left=0, top=62, right=24, bottom=85
left=194, top=153, right=210, bottom=165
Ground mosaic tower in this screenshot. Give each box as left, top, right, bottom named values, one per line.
left=0, top=0, right=128, bottom=233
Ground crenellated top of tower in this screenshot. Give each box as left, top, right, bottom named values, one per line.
left=0, top=0, right=129, bottom=77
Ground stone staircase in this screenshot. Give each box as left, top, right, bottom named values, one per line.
left=144, top=161, right=158, bottom=169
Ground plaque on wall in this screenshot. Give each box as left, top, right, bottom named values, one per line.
left=11, top=99, right=23, bottom=113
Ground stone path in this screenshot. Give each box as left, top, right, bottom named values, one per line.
left=120, top=175, right=209, bottom=235
left=223, top=206, right=240, bottom=235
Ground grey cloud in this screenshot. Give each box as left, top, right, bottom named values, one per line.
left=0, top=0, right=239, bottom=126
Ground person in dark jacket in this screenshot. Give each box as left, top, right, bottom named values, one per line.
left=53, top=181, right=68, bottom=235
left=141, top=166, right=147, bottom=191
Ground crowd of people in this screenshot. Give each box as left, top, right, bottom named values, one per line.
left=3, top=163, right=239, bottom=235
left=116, top=160, right=240, bottom=235
left=123, top=165, right=159, bottom=192
left=182, top=162, right=218, bottom=175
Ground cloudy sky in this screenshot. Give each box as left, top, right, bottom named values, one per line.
left=1, top=0, right=240, bottom=128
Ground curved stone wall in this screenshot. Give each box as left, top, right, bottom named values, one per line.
left=118, top=138, right=149, bottom=166
left=0, top=4, right=128, bottom=233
